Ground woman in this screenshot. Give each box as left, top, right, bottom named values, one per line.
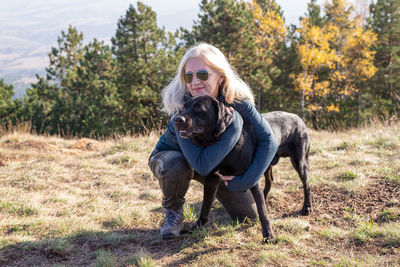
left=148, top=43, right=278, bottom=240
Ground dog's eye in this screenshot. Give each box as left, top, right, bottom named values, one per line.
left=193, top=103, right=204, bottom=113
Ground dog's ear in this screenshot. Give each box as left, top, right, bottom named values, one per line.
left=215, top=100, right=233, bottom=138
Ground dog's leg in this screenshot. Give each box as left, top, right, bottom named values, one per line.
left=263, top=165, right=273, bottom=202
left=191, top=173, right=220, bottom=230
left=250, top=183, right=275, bottom=243
left=290, top=143, right=312, bottom=216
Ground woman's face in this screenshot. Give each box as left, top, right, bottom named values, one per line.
left=184, top=57, right=222, bottom=98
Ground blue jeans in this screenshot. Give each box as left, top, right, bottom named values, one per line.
left=148, top=149, right=258, bottom=221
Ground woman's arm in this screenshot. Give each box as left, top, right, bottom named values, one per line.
left=226, top=100, right=278, bottom=191
left=175, top=110, right=243, bottom=176
left=154, top=119, right=181, bottom=152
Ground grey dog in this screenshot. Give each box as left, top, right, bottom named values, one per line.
left=263, top=111, right=312, bottom=216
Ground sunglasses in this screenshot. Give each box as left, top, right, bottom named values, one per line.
left=183, top=70, right=210, bottom=83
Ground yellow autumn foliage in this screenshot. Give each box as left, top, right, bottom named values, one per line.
left=294, top=0, right=377, bottom=115
left=249, top=0, right=286, bottom=55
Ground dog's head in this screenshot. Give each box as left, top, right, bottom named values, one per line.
left=174, top=95, right=233, bottom=145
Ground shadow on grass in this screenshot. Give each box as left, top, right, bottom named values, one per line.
left=0, top=203, right=250, bottom=266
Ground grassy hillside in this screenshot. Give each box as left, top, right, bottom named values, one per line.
left=0, top=121, right=399, bottom=266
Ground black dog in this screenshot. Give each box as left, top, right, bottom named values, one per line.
left=174, top=96, right=312, bottom=242
left=174, top=95, right=274, bottom=242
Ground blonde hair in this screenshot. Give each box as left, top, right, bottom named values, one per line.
left=161, top=43, right=254, bottom=115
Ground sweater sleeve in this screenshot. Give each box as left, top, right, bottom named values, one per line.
left=227, top=100, right=278, bottom=191
left=175, top=110, right=243, bottom=176
left=154, top=119, right=181, bottom=152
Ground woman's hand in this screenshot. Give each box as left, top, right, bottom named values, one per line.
left=220, top=175, right=235, bottom=186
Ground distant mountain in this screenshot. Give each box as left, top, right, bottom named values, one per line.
left=0, top=0, right=198, bottom=99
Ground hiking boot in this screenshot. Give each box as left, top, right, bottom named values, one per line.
left=161, top=208, right=183, bottom=240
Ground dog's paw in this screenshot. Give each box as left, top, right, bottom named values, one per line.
left=262, top=235, right=275, bottom=244
left=188, top=219, right=206, bottom=232
left=300, top=206, right=312, bottom=216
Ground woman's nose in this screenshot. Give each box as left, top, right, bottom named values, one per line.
left=190, top=74, right=201, bottom=84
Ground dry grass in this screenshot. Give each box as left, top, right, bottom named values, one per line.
left=0, top=121, right=399, bottom=266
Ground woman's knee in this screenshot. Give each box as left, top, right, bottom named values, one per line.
left=149, top=150, right=194, bottom=210
left=149, top=150, right=193, bottom=181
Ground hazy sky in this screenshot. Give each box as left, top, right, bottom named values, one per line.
left=0, top=0, right=327, bottom=85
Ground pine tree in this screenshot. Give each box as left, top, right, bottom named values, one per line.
left=31, top=25, right=86, bottom=135
left=305, top=0, right=325, bottom=27
left=112, top=2, right=179, bottom=132
left=0, top=79, right=16, bottom=125
left=368, top=0, right=400, bottom=118
left=183, top=0, right=285, bottom=112
left=67, top=39, right=122, bottom=136
left=25, top=26, right=122, bottom=136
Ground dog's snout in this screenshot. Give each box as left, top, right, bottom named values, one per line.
left=174, top=116, right=185, bottom=125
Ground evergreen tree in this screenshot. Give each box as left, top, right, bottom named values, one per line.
left=65, top=39, right=122, bottom=136
left=112, top=1, right=179, bottom=132
left=0, top=79, right=16, bottom=125
left=305, top=0, right=325, bottom=27
left=274, top=24, right=302, bottom=114
left=22, top=76, right=59, bottom=134
left=368, top=0, right=400, bottom=118
left=26, top=26, right=86, bottom=135
left=25, top=26, right=122, bottom=136
left=183, top=0, right=251, bottom=56
left=183, top=0, right=285, bottom=112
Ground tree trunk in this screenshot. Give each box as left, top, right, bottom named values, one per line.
left=311, top=111, right=319, bottom=130
left=301, top=89, right=305, bottom=122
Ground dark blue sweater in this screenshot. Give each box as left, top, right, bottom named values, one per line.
left=155, top=99, right=278, bottom=191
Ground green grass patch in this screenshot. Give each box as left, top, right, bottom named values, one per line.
left=103, top=141, right=141, bottom=156
left=353, top=221, right=400, bottom=247
left=108, top=154, right=137, bottom=166
left=343, top=207, right=364, bottom=223
left=41, top=197, right=68, bottom=204
left=274, top=218, right=310, bottom=235
left=102, top=216, right=126, bottom=229
left=336, top=170, right=358, bottom=181
left=42, top=238, right=74, bottom=258
left=0, top=201, right=38, bottom=217
left=334, top=141, right=358, bottom=151
left=384, top=173, right=400, bottom=184
left=138, top=192, right=156, bottom=200
left=190, top=225, right=211, bottom=241
left=349, top=159, right=370, bottom=166
left=367, top=136, right=399, bottom=150
left=183, top=203, right=198, bottom=222
left=334, top=256, right=361, bottom=267
left=3, top=222, right=39, bottom=235
left=103, top=232, right=134, bottom=245
left=317, top=226, right=347, bottom=240
left=310, top=259, right=330, bottom=266
left=275, top=234, right=296, bottom=245
left=257, top=250, right=288, bottom=265
left=125, top=248, right=156, bottom=267
left=94, top=249, right=117, bottom=267
left=377, top=208, right=399, bottom=222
